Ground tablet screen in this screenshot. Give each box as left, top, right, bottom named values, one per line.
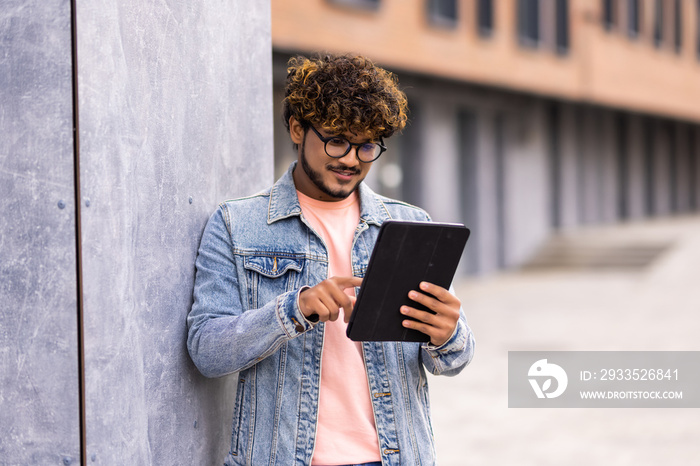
left=346, top=220, right=470, bottom=342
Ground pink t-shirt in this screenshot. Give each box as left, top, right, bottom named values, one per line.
left=297, top=190, right=381, bottom=465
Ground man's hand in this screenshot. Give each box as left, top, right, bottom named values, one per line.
left=299, top=276, right=363, bottom=324
left=400, top=281, right=461, bottom=347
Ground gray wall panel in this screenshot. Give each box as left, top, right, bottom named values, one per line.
left=503, top=100, right=550, bottom=267
left=421, top=97, right=460, bottom=223
left=0, top=0, right=80, bottom=463
left=76, top=1, right=272, bottom=463
left=652, top=120, right=672, bottom=216
left=557, top=103, right=580, bottom=230
left=674, top=124, right=691, bottom=213
left=598, top=111, right=618, bottom=223
left=626, top=114, right=646, bottom=220
left=579, top=107, right=601, bottom=224
left=473, top=110, right=500, bottom=274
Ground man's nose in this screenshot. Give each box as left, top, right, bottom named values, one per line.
left=337, top=145, right=362, bottom=165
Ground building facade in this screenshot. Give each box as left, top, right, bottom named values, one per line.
left=271, top=0, right=700, bottom=274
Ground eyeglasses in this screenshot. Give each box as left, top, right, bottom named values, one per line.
left=308, top=126, right=386, bottom=163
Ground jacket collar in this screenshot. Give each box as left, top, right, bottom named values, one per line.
left=267, top=162, right=391, bottom=226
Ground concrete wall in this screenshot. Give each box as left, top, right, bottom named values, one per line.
left=1, top=1, right=273, bottom=464
left=1, top=1, right=80, bottom=463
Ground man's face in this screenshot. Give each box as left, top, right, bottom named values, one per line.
left=290, top=118, right=375, bottom=202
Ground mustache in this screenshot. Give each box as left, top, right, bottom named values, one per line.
left=327, top=163, right=361, bottom=175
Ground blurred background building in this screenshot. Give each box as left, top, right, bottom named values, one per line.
left=270, top=0, right=700, bottom=275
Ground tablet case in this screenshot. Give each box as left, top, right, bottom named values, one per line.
left=346, top=220, right=470, bottom=342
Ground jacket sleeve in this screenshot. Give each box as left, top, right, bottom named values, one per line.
left=186, top=206, right=314, bottom=378
left=419, top=290, right=475, bottom=376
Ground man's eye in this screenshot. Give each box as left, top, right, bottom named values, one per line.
left=328, top=137, right=347, bottom=146
left=360, top=143, right=378, bottom=152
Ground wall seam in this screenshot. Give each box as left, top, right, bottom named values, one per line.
left=69, top=0, right=87, bottom=464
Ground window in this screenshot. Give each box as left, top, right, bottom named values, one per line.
left=627, top=0, right=641, bottom=38
left=427, top=0, right=458, bottom=28
left=517, top=0, right=540, bottom=47
left=477, top=0, right=494, bottom=37
left=327, top=0, right=380, bottom=11
left=674, top=0, right=682, bottom=53
left=653, top=0, right=664, bottom=47
left=555, top=0, right=570, bottom=54
left=602, top=0, right=617, bottom=31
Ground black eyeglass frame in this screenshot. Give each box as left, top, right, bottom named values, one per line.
left=308, top=125, right=387, bottom=163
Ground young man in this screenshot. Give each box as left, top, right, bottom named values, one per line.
left=187, top=53, right=474, bottom=466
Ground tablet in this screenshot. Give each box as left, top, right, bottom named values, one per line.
left=346, top=220, right=470, bottom=342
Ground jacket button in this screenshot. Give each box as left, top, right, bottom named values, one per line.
left=295, top=323, right=305, bottom=333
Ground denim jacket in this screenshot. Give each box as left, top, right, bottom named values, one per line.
left=187, top=163, right=474, bottom=466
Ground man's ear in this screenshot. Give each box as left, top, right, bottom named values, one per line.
left=289, top=117, right=304, bottom=145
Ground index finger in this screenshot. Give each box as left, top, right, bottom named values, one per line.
left=331, top=276, right=363, bottom=290
left=418, top=281, right=458, bottom=304
left=328, top=276, right=362, bottom=322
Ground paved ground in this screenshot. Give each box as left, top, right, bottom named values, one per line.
left=429, top=215, right=700, bottom=466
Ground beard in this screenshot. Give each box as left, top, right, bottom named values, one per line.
left=299, top=136, right=362, bottom=200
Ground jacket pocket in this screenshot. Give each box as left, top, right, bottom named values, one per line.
left=230, top=376, right=246, bottom=457
left=243, top=254, right=304, bottom=309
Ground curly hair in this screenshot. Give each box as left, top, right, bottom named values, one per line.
left=283, top=53, right=408, bottom=140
